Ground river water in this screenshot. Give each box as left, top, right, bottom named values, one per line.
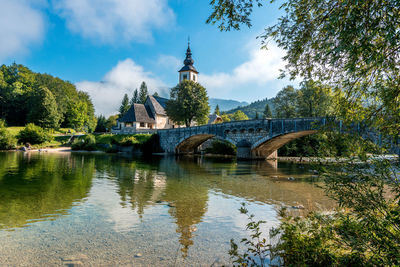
left=0, top=151, right=334, bottom=266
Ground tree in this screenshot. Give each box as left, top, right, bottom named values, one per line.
left=207, top=0, right=400, bottom=135
left=119, top=94, right=130, bottom=117
left=232, top=110, right=248, bottom=121
left=105, top=115, right=118, bottom=130
left=214, top=104, right=220, bottom=115
left=263, top=104, right=272, bottom=118
left=95, top=115, right=107, bottom=132
left=297, top=80, right=334, bottom=117
left=273, top=86, right=298, bottom=118
left=255, top=112, right=259, bottom=119
left=131, top=89, right=139, bottom=105
left=27, top=86, right=61, bottom=128
left=166, top=80, right=210, bottom=127
left=153, top=92, right=159, bottom=97
left=139, top=81, right=148, bottom=104
left=221, top=113, right=231, bottom=122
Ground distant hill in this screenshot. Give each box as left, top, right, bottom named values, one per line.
left=225, top=98, right=275, bottom=119
left=209, top=98, right=249, bottom=112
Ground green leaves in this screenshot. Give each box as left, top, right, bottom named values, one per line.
left=165, top=80, right=210, bottom=127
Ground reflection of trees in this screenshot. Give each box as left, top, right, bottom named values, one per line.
left=0, top=152, right=94, bottom=229
left=93, top=155, right=164, bottom=217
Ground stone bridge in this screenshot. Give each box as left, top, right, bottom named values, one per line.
left=158, top=117, right=331, bottom=159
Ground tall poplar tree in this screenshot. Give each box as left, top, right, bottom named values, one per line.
left=263, top=104, right=272, bottom=118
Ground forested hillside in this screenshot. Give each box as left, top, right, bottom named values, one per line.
left=225, top=98, right=275, bottom=119
left=0, top=63, right=96, bottom=131
left=209, top=98, right=249, bottom=112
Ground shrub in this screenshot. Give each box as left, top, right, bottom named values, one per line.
left=0, top=120, right=17, bottom=150
left=71, top=134, right=97, bottom=151
left=17, top=123, right=53, bottom=145
left=205, top=139, right=236, bottom=155
left=119, top=136, right=139, bottom=147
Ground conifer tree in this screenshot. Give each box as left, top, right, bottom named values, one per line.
left=263, top=104, right=272, bottom=118
left=214, top=104, right=220, bottom=115
left=131, top=89, right=139, bottom=105
left=139, top=82, right=148, bottom=104
left=119, top=94, right=130, bottom=117
left=153, top=92, right=159, bottom=97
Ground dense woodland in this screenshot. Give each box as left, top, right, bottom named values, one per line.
left=0, top=63, right=96, bottom=131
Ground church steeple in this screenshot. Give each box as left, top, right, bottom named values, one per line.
left=179, top=39, right=198, bottom=83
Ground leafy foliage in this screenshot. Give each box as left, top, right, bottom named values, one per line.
left=232, top=110, right=249, bottom=121
left=0, top=120, right=16, bottom=150
left=17, top=123, right=53, bottom=145
left=0, top=63, right=96, bottom=131
left=166, top=80, right=210, bottom=127
left=71, top=134, right=97, bottom=151
left=95, top=115, right=107, bottom=132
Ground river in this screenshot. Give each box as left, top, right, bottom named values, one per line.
left=0, top=151, right=335, bottom=266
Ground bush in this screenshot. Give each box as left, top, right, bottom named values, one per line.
left=0, top=120, right=17, bottom=150
left=71, top=134, right=97, bottom=151
left=205, top=139, right=236, bottom=155
left=119, top=136, right=139, bottom=147
left=17, top=123, right=53, bottom=145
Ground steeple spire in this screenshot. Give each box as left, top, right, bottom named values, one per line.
left=178, top=39, right=199, bottom=83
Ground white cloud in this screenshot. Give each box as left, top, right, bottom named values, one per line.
left=0, top=0, right=45, bottom=61
left=53, top=0, right=175, bottom=43
left=76, top=58, right=167, bottom=116
left=156, top=54, right=181, bottom=71
left=200, top=43, right=291, bottom=100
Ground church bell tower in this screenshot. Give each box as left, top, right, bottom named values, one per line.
left=178, top=40, right=198, bottom=83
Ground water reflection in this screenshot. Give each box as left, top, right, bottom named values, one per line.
left=0, top=152, right=335, bottom=262
left=0, top=152, right=94, bottom=230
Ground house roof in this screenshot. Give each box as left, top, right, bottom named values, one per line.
left=119, top=103, right=155, bottom=123
left=208, top=114, right=222, bottom=124
left=149, top=95, right=168, bottom=115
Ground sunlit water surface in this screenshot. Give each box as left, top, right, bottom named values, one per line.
left=0, top=152, right=334, bottom=266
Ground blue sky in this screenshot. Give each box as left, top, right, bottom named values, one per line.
left=0, top=0, right=296, bottom=115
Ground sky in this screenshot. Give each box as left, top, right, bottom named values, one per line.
left=0, top=0, right=297, bottom=116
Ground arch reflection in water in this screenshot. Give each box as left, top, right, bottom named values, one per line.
left=0, top=152, right=95, bottom=230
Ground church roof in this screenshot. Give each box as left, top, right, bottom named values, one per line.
left=148, top=95, right=168, bottom=115
left=119, top=103, right=155, bottom=123
left=208, top=114, right=222, bottom=124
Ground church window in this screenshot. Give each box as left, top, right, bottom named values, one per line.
left=183, top=74, right=188, bottom=80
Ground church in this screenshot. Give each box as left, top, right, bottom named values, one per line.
left=112, top=43, right=221, bottom=134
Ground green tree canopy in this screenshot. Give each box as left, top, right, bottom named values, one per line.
left=153, top=92, right=159, bottom=97
left=166, top=80, right=210, bottom=127
left=232, top=110, right=249, bottom=121
left=139, top=81, right=148, bottom=104
left=263, top=104, right=272, bottom=118
left=119, top=94, right=130, bottom=117
left=95, top=115, right=107, bottom=132
left=273, top=85, right=298, bottom=118
left=297, top=80, right=334, bottom=117
left=27, top=86, right=61, bottom=129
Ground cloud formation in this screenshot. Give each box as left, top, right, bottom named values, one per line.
left=53, top=0, right=175, bottom=43
left=0, top=0, right=45, bottom=62
left=76, top=58, right=167, bottom=116
left=201, top=43, right=289, bottom=100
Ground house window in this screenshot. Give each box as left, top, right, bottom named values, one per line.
left=140, top=122, right=145, bottom=127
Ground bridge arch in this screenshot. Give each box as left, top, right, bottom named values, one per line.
left=175, top=134, right=236, bottom=154
left=251, top=130, right=318, bottom=158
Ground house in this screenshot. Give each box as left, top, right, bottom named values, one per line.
left=208, top=114, right=223, bottom=124
left=113, top=41, right=205, bottom=133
